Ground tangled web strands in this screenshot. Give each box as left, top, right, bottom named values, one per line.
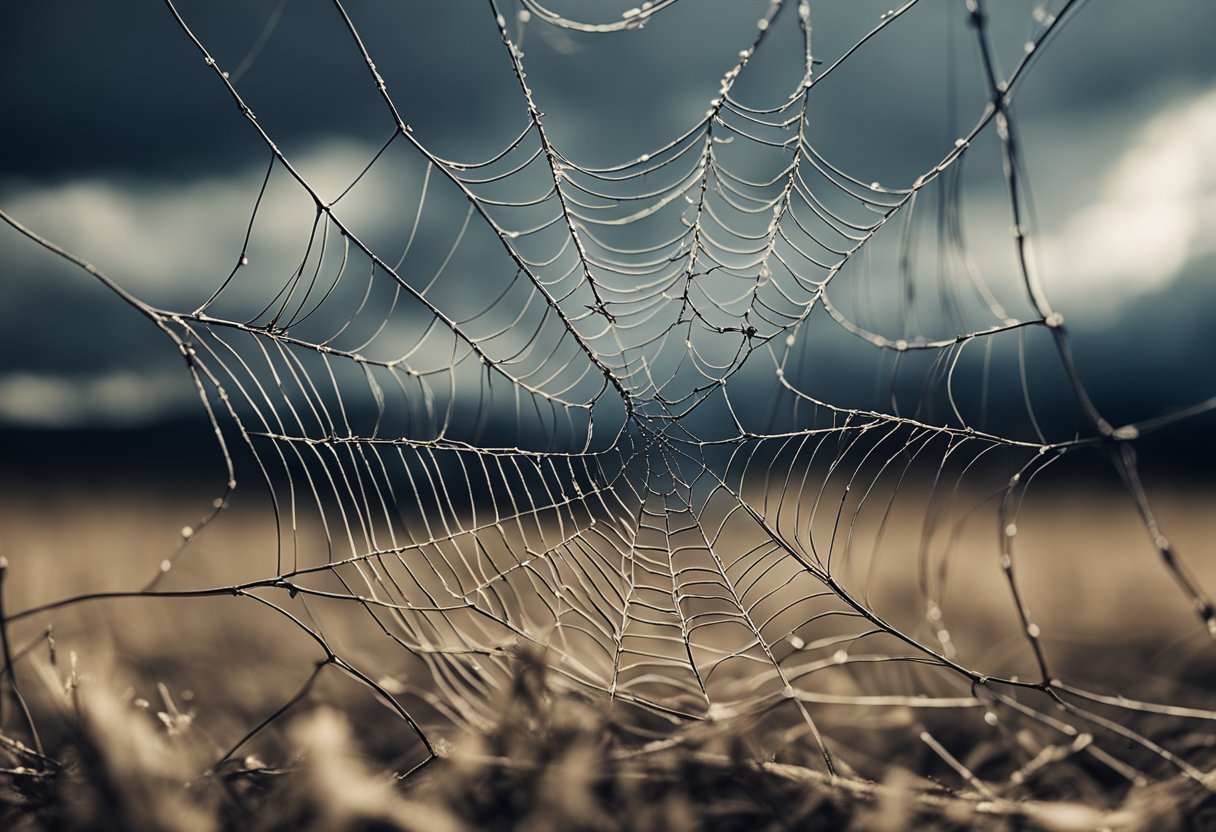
left=6, top=0, right=1216, bottom=787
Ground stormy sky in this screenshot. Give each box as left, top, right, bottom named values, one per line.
left=1, top=0, right=1214, bottom=455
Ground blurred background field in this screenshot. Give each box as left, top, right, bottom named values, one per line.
left=4, top=462, right=1216, bottom=830
left=4, top=457, right=1214, bottom=770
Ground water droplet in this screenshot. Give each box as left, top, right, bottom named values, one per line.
left=983, top=711, right=999, bottom=726
left=789, top=635, right=805, bottom=650
left=213, top=497, right=225, bottom=509
left=757, top=18, right=769, bottom=31
left=1026, top=623, right=1041, bottom=638
left=517, top=9, right=531, bottom=23
left=239, top=255, right=249, bottom=266
left=1045, top=312, right=1064, bottom=328
left=870, top=181, right=881, bottom=190
left=775, top=367, right=784, bottom=377
left=181, top=526, right=194, bottom=539
left=894, top=339, right=908, bottom=351
left=954, top=138, right=967, bottom=148
left=1113, top=424, right=1139, bottom=441
left=685, top=339, right=693, bottom=350
left=622, top=6, right=641, bottom=18
left=160, top=560, right=172, bottom=572
left=204, top=57, right=215, bottom=67
left=222, top=71, right=230, bottom=80
left=1004, top=523, right=1017, bottom=537
left=495, top=13, right=506, bottom=27
left=833, top=649, right=848, bottom=664
left=1024, top=41, right=1036, bottom=53
left=785, top=333, right=796, bottom=347
left=641, top=0, right=653, bottom=9
left=639, top=153, right=650, bottom=162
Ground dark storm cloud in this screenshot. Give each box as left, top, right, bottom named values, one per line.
left=5, top=2, right=1214, bottom=181
left=2, top=0, right=1215, bottom=431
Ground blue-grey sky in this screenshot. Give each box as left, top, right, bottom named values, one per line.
left=2, top=0, right=1214, bottom=447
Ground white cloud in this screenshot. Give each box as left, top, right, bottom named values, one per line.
left=1038, top=85, right=1216, bottom=321
left=0, top=370, right=198, bottom=427
left=0, top=140, right=416, bottom=427
left=3, top=139, right=406, bottom=309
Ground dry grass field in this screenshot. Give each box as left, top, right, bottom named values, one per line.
left=2, top=475, right=1214, bottom=830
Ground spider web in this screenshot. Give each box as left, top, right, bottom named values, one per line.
left=5, top=0, right=1216, bottom=791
